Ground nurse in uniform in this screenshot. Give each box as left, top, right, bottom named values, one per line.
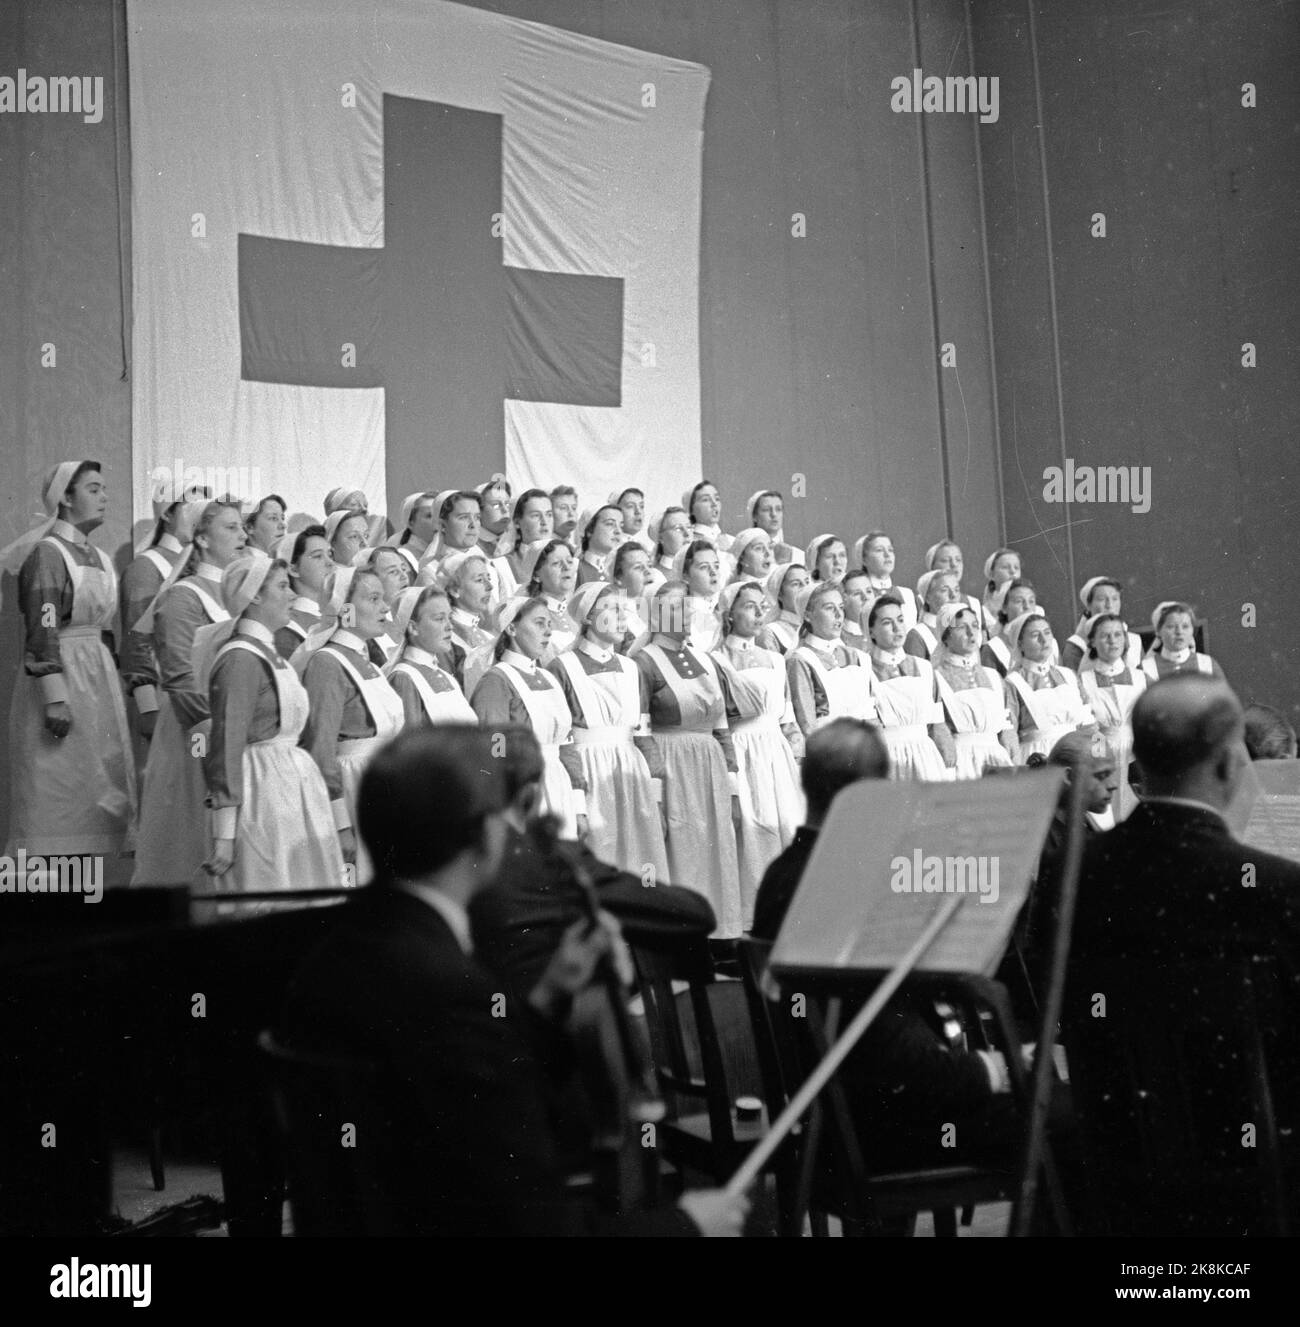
left=930, top=603, right=1015, bottom=779
left=434, top=550, right=497, bottom=692
left=470, top=597, right=587, bottom=841
left=923, top=540, right=984, bottom=627
left=386, top=491, right=439, bottom=576
left=196, top=555, right=345, bottom=898
left=609, top=542, right=653, bottom=652
left=384, top=585, right=476, bottom=728
left=1002, top=612, right=1096, bottom=763
left=980, top=548, right=1021, bottom=637
left=756, top=563, right=811, bottom=656
left=576, top=505, right=623, bottom=586
left=1077, top=612, right=1147, bottom=818
left=865, top=595, right=954, bottom=781
left=132, top=499, right=248, bottom=884
left=786, top=582, right=878, bottom=739
left=1141, top=601, right=1224, bottom=682
left=120, top=487, right=203, bottom=764
left=981, top=579, right=1038, bottom=678
left=748, top=490, right=804, bottom=566
left=648, top=507, right=691, bottom=591
left=712, top=582, right=802, bottom=926
left=3, top=461, right=137, bottom=872
left=476, top=478, right=513, bottom=562
left=635, top=581, right=743, bottom=937
left=729, top=527, right=775, bottom=585
left=674, top=540, right=724, bottom=653
left=244, top=494, right=287, bottom=555
left=297, top=567, right=404, bottom=884
left=839, top=568, right=877, bottom=650
left=683, top=480, right=735, bottom=559
left=854, top=531, right=918, bottom=631
left=492, top=488, right=554, bottom=601
left=549, top=581, right=669, bottom=880
left=326, top=509, right=369, bottom=569
left=1060, top=577, right=1142, bottom=672
left=612, top=487, right=654, bottom=554
left=805, top=533, right=848, bottom=587
left=521, top=538, right=580, bottom=660
left=272, top=525, right=332, bottom=660
left=904, top=570, right=962, bottom=661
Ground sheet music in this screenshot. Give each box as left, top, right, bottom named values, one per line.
left=771, top=770, right=1064, bottom=978
left=1229, top=760, right=1300, bottom=865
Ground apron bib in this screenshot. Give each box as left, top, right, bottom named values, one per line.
left=498, top=661, right=579, bottom=839
left=793, top=644, right=877, bottom=729
left=391, top=660, right=476, bottom=725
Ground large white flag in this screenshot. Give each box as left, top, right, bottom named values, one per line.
left=128, top=0, right=709, bottom=521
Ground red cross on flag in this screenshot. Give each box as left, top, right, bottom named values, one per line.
left=128, top=0, right=710, bottom=523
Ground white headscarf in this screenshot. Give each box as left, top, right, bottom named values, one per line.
left=0, top=461, right=83, bottom=591
left=804, top=533, right=838, bottom=572
left=192, top=553, right=275, bottom=692
left=729, top=527, right=771, bottom=575
left=131, top=499, right=220, bottom=635
left=383, top=584, right=436, bottom=675
left=291, top=565, right=358, bottom=673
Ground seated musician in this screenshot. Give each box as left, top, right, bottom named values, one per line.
left=278, top=725, right=747, bottom=1236
left=751, top=719, right=1024, bottom=1176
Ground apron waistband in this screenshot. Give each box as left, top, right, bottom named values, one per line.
left=882, top=723, right=930, bottom=741
left=730, top=714, right=782, bottom=735
left=58, top=626, right=105, bottom=640
left=570, top=726, right=636, bottom=747
left=338, top=737, right=385, bottom=758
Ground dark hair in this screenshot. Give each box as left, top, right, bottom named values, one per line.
left=723, top=581, right=764, bottom=630
left=611, top=541, right=647, bottom=581
left=649, top=579, right=690, bottom=635
left=244, top=494, right=286, bottom=532
left=773, top=563, right=807, bottom=611
left=801, top=718, right=890, bottom=819
left=288, top=523, right=328, bottom=567
left=841, top=566, right=872, bottom=589
left=440, top=490, right=482, bottom=522
left=983, top=547, right=1019, bottom=594
left=61, top=459, right=101, bottom=505
left=526, top=538, right=571, bottom=597
left=865, top=592, right=904, bottom=631
left=797, top=581, right=843, bottom=641
left=405, top=585, right=450, bottom=641
left=357, top=727, right=506, bottom=881
left=1152, top=601, right=1197, bottom=645
left=653, top=506, right=688, bottom=562
left=1085, top=612, right=1128, bottom=659
left=938, top=603, right=980, bottom=643
left=685, top=479, right=719, bottom=525
left=578, top=583, right=621, bottom=638
left=1243, top=703, right=1298, bottom=760
left=998, top=578, right=1037, bottom=625
left=809, top=535, right=846, bottom=581
left=581, top=505, right=622, bottom=553
left=399, top=492, right=439, bottom=544
left=481, top=476, right=512, bottom=498
left=680, top=539, right=718, bottom=583
left=1132, top=675, right=1241, bottom=780
left=550, top=484, right=578, bottom=501
left=494, top=596, right=549, bottom=661
left=1084, top=577, right=1122, bottom=609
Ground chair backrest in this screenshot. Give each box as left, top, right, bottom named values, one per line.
left=256, top=1029, right=403, bottom=1236
left=629, top=935, right=738, bottom=1149
left=1061, top=954, right=1287, bottom=1235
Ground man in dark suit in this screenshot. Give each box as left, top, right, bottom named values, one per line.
left=1062, top=675, right=1300, bottom=1233
left=752, top=719, right=1020, bottom=1175
left=278, top=726, right=747, bottom=1236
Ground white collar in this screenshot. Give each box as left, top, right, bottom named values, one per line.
left=867, top=575, right=894, bottom=591
left=1021, top=659, right=1054, bottom=678
left=1162, top=646, right=1192, bottom=664
left=195, top=561, right=224, bottom=584
left=330, top=628, right=367, bottom=654
left=398, top=884, right=473, bottom=955
left=807, top=634, right=840, bottom=654
left=402, top=645, right=438, bottom=669
left=581, top=550, right=609, bottom=569
left=291, top=596, right=321, bottom=618
left=1092, top=657, right=1126, bottom=678
left=50, top=518, right=88, bottom=546
left=724, top=633, right=754, bottom=651
left=236, top=618, right=276, bottom=647
left=842, top=621, right=864, bottom=637
left=502, top=648, right=537, bottom=673
left=157, top=532, right=183, bottom=555
left=578, top=638, right=615, bottom=664
left=451, top=606, right=480, bottom=630
left=945, top=649, right=979, bottom=668
left=872, top=645, right=906, bottom=666
left=544, top=595, right=566, bottom=614
left=777, top=609, right=801, bottom=625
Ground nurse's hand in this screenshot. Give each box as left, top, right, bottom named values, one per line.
left=44, top=701, right=72, bottom=739
left=338, top=828, right=357, bottom=864
left=204, top=838, right=236, bottom=878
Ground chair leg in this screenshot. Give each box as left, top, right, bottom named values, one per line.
left=148, top=1124, right=165, bottom=1192
left=933, top=1207, right=958, bottom=1238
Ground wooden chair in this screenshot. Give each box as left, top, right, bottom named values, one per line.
left=737, top=937, right=1023, bottom=1236
left=628, top=934, right=801, bottom=1232
left=256, top=1029, right=402, bottom=1236
left=1061, top=953, right=1292, bottom=1235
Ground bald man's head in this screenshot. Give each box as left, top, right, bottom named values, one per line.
left=1132, top=676, right=1246, bottom=803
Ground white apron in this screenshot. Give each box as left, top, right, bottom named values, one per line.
left=793, top=644, right=877, bottom=731
left=1141, top=652, right=1215, bottom=682
left=985, top=635, right=1012, bottom=675
left=760, top=615, right=800, bottom=656
left=391, top=660, right=476, bottom=726
left=498, top=661, right=581, bottom=841
left=872, top=660, right=948, bottom=781
left=1080, top=666, right=1147, bottom=819
left=935, top=667, right=1013, bottom=780
left=329, top=648, right=405, bottom=884
left=133, top=580, right=227, bottom=885
left=8, top=539, right=137, bottom=861
left=642, top=643, right=742, bottom=937
left=210, top=640, right=345, bottom=902
left=1007, top=670, right=1092, bottom=763
left=716, top=654, right=801, bottom=927
left=555, top=652, right=668, bottom=880
left=910, top=621, right=939, bottom=659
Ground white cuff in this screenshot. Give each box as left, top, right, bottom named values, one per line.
left=134, top=684, right=160, bottom=715
left=211, top=805, right=238, bottom=840
left=727, top=772, right=741, bottom=797
left=978, top=1049, right=1010, bottom=1094
left=38, top=673, right=70, bottom=706
left=571, top=789, right=588, bottom=817
left=650, top=778, right=664, bottom=805
left=331, top=799, right=352, bottom=831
